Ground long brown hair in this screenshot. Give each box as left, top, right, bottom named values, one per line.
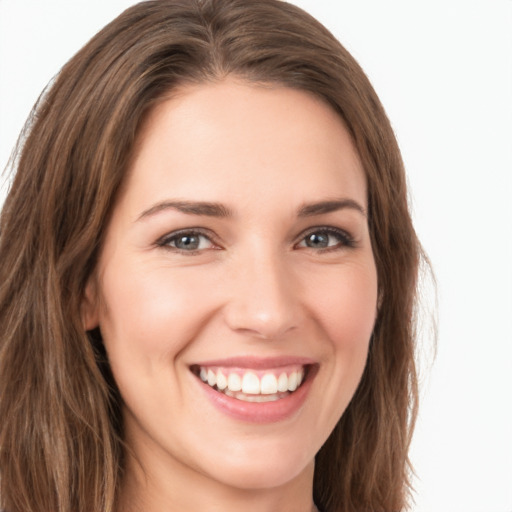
left=0, top=1, right=423, bottom=510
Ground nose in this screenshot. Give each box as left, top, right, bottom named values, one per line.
left=223, top=249, right=300, bottom=340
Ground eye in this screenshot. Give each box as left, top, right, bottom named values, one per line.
left=157, top=229, right=217, bottom=253
left=296, top=227, right=354, bottom=251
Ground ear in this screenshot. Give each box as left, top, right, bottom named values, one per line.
left=81, top=278, right=100, bottom=331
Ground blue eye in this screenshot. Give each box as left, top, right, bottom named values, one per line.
left=158, top=230, right=215, bottom=252
left=297, top=228, right=354, bottom=250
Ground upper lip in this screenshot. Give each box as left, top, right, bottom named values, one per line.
left=191, top=355, right=316, bottom=370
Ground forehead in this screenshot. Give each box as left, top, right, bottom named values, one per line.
left=122, top=79, right=366, bottom=214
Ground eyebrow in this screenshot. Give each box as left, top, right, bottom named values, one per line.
left=137, top=200, right=233, bottom=221
left=298, top=198, right=367, bottom=218
left=136, top=197, right=366, bottom=222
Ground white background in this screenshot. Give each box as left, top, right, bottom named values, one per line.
left=1, top=1, right=511, bottom=511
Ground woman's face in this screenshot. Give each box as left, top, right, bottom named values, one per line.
left=84, top=80, right=378, bottom=496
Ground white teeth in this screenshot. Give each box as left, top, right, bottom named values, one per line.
left=197, top=366, right=307, bottom=398
left=227, top=373, right=242, bottom=392
left=277, top=372, right=288, bottom=392
left=241, top=372, right=260, bottom=394
left=207, top=369, right=216, bottom=387
left=224, top=389, right=282, bottom=402
left=288, top=371, right=298, bottom=391
left=260, top=373, right=278, bottom=394
left=239, top=393, right=280, bottom=402
left=216, top=370, right=227, bottom=390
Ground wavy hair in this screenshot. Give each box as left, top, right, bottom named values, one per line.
left=0, top=1, right=423, bottom=510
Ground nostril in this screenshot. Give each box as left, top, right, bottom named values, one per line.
left=224, top=302, right=300, bottom=340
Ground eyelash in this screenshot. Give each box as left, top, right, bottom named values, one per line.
left=156, top=226, right=356, bottom=254
left=156, top=228, right=218, bottom=254
left=297, top=227, right=356, bottom=252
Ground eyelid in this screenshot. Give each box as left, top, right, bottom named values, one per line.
left=154, top=225, right=356, bottom=254
left=294, top=225, right=356, bottom=250
left=156, top=227, right=220, bottom=252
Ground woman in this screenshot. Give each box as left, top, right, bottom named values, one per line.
left=0, top=1, right=422, bottom=511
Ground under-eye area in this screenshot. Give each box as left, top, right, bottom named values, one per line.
left=190, top=364, right=316, bottom=403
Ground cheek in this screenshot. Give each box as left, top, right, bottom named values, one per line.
left=303, top=259, right=377, bottom=431
left=97, top=260, right=216, bottom=363
left=305, top=260, right=378, bottom=354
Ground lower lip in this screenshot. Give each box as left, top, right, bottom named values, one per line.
left=195, top=369, right=315, bottom=424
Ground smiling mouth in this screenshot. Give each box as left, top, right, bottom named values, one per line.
left=190, top=364, right=312, bottom=403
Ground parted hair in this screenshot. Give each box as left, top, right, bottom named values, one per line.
left=0, top=1, right=422, bottom=511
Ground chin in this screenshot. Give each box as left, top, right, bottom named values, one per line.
left=194, top=434, right=316, bottom=491
left=210, top=456, right=313, bottom=491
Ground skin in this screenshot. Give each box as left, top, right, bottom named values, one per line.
left=83, top=79, right=378, bottom=512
